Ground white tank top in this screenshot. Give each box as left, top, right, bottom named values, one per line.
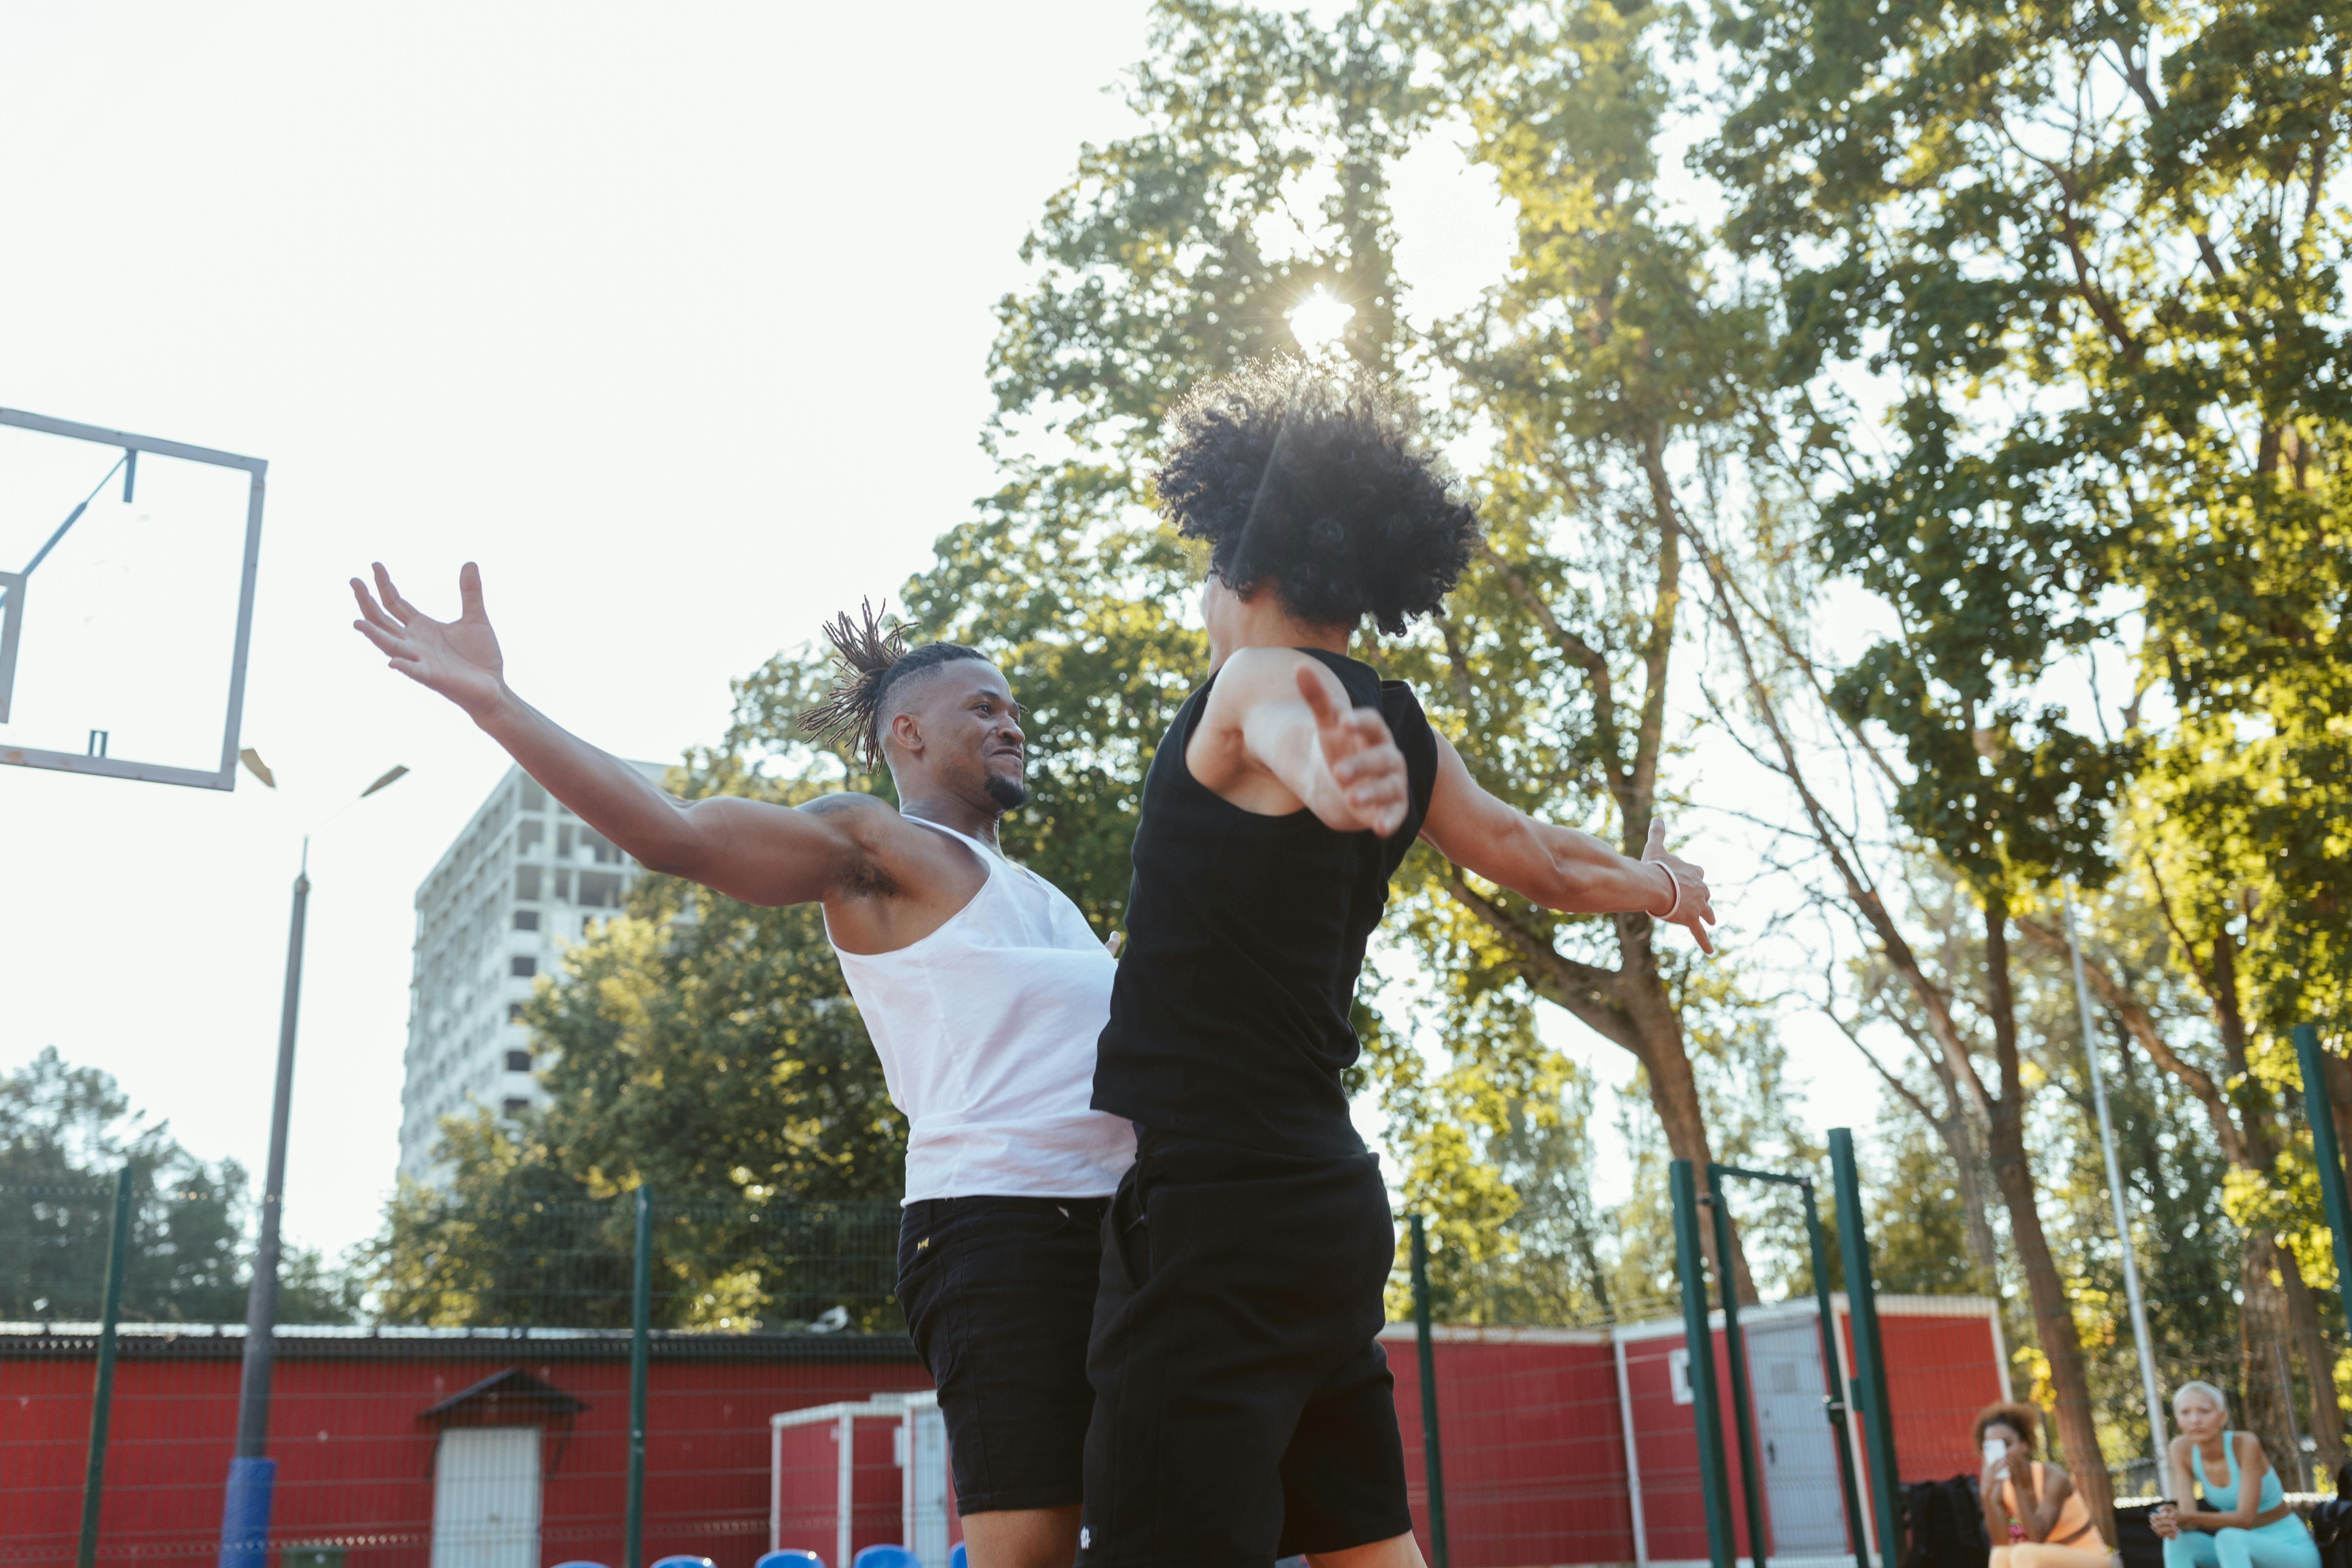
left=826, top=818, right=1135, bottom=1203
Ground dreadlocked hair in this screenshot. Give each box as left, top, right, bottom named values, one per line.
left=799, top=598, right=988, bottom=771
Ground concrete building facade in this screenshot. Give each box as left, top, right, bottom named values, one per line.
left=397, top=760, right=667, bottom=1184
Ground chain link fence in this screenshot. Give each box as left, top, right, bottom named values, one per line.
left=16, top=1160, right=2326, bottom=1567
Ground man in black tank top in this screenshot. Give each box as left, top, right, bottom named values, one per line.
left=1079, top=359, right=1718, bottom=1568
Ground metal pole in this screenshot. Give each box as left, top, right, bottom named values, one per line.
left=1409, top=1215, right=1451, bottom=1568
left=220, top=864, right=308, bottom=1568
left=626, top=1186, right=652, bottom=1568
left=77, top=1166, right=133, bottom=1568
left=1802, top=1181, right=1872, bottom=1568
left=2065, top=899, right=2166, bottom=1481
left=2293, top=1026, right=2352, bottom=1416
left=1674, top=1160, right=1736, bottom=1568
left=2295, top=1024, right=2352, bottom=1326
left=1829, top=1129, right=1901, bottom=1568
left=1708, top=1168, right=1769, bottom=1568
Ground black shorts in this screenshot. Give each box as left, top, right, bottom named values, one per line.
left=897, top=1194, right=1111, bottom=1514
left=1078, top=1128, right=1413, bottom=1567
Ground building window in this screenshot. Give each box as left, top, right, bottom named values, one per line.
left=508, top=1002, right=525, bottom=1022
left=553, top=868, right=570, bottom=900
left=510, top=956, right=537, bottom=978
left=515, top=866, right=542, bottom=901
left=556, top=823, right=575, bottom=857
left=505, top=1049, right=531, bottom=1072
left=517, top=819, right=543, bottom=852
left=521, top=779, right=547, bottom=812
left=513, top=910, right=540, bottom=932
left=577, top=871, right=623, bottom=909
left=500, top=1097, right=530, bottom=1119
left=581, top=827, right=615, bottom=864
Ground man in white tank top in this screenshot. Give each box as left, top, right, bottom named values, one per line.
left=352, top=566, right=1134, bottom=1568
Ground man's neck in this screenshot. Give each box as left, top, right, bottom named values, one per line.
left=897, top=790, right=1002, bottom=849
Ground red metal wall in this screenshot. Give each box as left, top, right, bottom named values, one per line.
left=1860, top=1304, right=2010, bottom=1485
left=6, top=1303, right=2003, bottom=1568
left=3, top=1347, right=931, bottom=1568
left=1385, top=1328, right=1637, bottom=1568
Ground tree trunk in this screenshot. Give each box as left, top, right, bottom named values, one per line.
left=1984, top=1090, right=2115, bottom=1523
left=1441, top=873, right=1760, bottom=1304
left=1919, top=1101, right=2004, bottom=1297
left=1983, top=901, right=2117, bottom=1532
left=2280, top=1250, right=2346, bottom=1484
left=2241, top=1233, right=2307, bottom=1488
left=1638, top=990, right=1762, bottom=1306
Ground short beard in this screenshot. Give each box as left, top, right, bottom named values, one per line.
left=983, top=773, right=1029, bottom=812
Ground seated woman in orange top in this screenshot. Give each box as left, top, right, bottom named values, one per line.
left=1977, top=1402, right=2117, bottom=1568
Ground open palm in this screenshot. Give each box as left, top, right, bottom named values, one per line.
left=352, top=561, right=508, bottom=719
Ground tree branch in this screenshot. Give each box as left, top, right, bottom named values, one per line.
left=1441, top=868, right=1643, bottom=1056
left=1476, top=541, right=1629, bottom=805
left=2015, top=913, right=2248, bottom=1166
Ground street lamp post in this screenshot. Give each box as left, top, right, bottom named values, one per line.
left=219, top=759, right=407, bottom=1568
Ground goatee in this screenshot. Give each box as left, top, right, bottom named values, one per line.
left=985, top=774, right=1030, bottom=811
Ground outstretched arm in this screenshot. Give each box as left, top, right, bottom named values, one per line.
left=351, top=562, right=871, bottom=907
left=1419, top=733, right=1718, bottom=952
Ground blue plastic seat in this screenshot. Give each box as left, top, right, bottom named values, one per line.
left=852, top=1549, right=920, bottom=1568
left=950, top=1545, right=968, bottom=1568
left=649, top=1558, right=715, bottom=1568
left=757, top=1554, right=827, bottom=1568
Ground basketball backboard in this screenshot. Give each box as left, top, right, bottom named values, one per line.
left=0, top=408, right=265, bottom=790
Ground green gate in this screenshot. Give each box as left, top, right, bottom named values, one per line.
left=1669, top=1127, right=1901, bottom=1568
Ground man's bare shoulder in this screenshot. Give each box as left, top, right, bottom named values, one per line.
left=797, top=789, right=897, bottom=822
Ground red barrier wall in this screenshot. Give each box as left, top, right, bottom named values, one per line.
left=1384, top=1326, right=1636, bottom=1568
left=5, top=1296, right=2003, bottom=1568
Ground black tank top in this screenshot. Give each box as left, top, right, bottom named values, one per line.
left=1091, top=648, right=1440, bottom=1156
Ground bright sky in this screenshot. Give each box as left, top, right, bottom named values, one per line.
left=0, top=0, right=1879, bottom=1267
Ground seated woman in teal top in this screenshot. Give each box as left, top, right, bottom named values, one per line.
left=2155, top=1381, right=2319, bottom=1568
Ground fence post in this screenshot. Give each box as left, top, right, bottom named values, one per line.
left=2294, top=1026, right=2352, bottom=1348
left=76, top=1166, right=133, bottom=1568
left=1801, top=1180, right=1872, bottom=1568
left=1830, top=1129, right=1902, bottom=1568
left=1707, top=1167, right=1769, bottom=1568
left=1408, top=1215, right=1450, bottom=1568
left=626, top=1185, right=651, bottom=1568
left=1673, top=1160, right=1735, bottom=1568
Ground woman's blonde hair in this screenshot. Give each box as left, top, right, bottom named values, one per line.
left=2172, top=1380, right=2229, bottom=1413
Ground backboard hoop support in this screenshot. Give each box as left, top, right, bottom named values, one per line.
left=0, top=407, right=266, bottom=791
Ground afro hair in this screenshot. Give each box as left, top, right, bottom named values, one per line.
left=1153, top=355, right=1480, bottom=636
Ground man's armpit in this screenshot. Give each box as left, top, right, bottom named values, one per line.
left=798, top=790, right=901, bottom=899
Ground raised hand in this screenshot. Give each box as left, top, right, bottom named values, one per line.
left=1297, top=664, right=1408, bottom=837
left=351, top=562, right=509, bottom=721
left=1643, top=816, right=1718, bottom=954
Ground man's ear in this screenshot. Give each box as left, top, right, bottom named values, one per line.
left=887, top=708, right=924, bottom=759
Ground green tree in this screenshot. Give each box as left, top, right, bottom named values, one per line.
left=1708, top=0, right=2352, bottom=1508
left=0, top=1047, right=356, bottom=1324
left=977, top=0, right=1809, bottom=1303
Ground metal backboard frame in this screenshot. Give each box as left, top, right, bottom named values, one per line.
left=0, top=407, right=266, bottom=790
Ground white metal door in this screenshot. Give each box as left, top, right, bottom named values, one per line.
left=432, top=1426, right=542, bottom=1568
left=1746, top=1320, right=1849, bottom=1556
